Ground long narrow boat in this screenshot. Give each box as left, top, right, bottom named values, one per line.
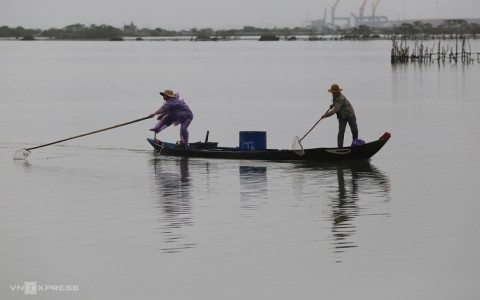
left=147, top=132, right=391, bottom=162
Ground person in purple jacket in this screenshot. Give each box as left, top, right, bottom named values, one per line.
left=149, top=89, right=194, bottom=148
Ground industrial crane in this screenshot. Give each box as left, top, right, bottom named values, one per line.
left=331, top=0, right=340, bottom=27
left=330, top=0, right=350, bottom=28
left=351, top=0, right=368, bottom=26
left=359, top=0, right=368, bottom=21
left=369, top=0, right=387, bottom=25
left=372, top=0, right=380, bottom=18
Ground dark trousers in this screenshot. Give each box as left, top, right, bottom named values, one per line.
left=338, top=116, right=358, bottom=148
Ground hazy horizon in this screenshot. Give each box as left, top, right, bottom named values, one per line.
left=1, top=0, right=479, bottom=30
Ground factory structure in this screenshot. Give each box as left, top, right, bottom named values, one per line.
left=311, top=0, right=480, bottom=31
left=311, top=0, right=388, bottom=30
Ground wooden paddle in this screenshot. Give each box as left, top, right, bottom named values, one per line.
left=13, top=115, right=153, bottom=160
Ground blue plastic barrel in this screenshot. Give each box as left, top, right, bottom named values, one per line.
left=239, top=131, right=267, bottom=151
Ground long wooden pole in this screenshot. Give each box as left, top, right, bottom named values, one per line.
left=25, top=115, right=153, bottom=151
left=299, top=107, right=331, bottom=142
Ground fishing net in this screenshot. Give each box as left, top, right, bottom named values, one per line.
left=13, top=149, right=31, bottom=160
left=292, top=136, right=305, bottom=156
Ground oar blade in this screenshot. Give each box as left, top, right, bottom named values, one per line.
left=292, top=136, right=305, bottom=156
left=13, top=149, right=31, bottom=160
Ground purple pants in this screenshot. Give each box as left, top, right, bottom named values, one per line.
left=152, top=116, right=192, bottom=145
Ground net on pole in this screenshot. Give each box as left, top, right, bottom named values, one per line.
left=13, top=149, right=31, bottom=160
left=292, top=136, right=305, bottom=156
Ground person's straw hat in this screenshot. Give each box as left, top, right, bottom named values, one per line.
left=160, top=89, right=175, bottom=98
left=328, top=84, right=343, bottom=93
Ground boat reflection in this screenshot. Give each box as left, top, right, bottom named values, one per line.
left=151, top=157, right=195, bottom=253
left=239, top=166, right=268, bottom=210
left=150, top=157, right=390, bottom=260
left=294, top=160, right=391, bottom=262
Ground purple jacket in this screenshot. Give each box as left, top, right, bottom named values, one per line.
left=155, top=94, right=193, bottom=125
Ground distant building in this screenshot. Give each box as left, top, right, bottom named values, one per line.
left=123, top=21, right=137, bottom=33
left=312, top=17, right=480, bottom=30
left=380, top=18, right=480, bottom=28
left=311, top=19, right=327, bottom=31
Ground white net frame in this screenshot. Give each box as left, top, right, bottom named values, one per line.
left=292, top=136, right=305, bottom=156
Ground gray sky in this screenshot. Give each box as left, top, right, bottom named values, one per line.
left=1, top=0, right=479, bottom=30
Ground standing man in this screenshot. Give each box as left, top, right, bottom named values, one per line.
left=320, top=84, right=358, bottom=148
left=149, top=89, right=194, bottom=149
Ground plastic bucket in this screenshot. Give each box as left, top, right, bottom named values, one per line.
left=239, top=131, right=267, bottom=151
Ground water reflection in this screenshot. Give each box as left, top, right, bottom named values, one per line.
left=151, top=157, right=195, bottom=253
left=150, top=157, right=390, bottom=260
left=295, top=160, right=391, bottom=262
left=239, top=166, right=268, bottom=210
left=331, top=163, right=362, bottom=255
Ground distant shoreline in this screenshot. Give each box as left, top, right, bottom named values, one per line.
left=1, top=35, right=478, bottom=42
left=1, top=19, right=479, bottom=41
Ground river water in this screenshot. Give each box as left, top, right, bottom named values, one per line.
left=1, top=39, right=480, bottom=299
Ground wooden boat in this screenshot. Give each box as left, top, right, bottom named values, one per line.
left=258, top=35, right=280, bottom=41
left=147, top=132, right=391, bottom=162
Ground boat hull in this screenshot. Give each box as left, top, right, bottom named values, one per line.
left=147, top=133, right=391, bottom=162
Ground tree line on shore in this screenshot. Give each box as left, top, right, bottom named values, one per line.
left=1, top=19, right=479, bottom=40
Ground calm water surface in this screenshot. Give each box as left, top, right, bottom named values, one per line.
left=1, top=40, right=480, bottom=299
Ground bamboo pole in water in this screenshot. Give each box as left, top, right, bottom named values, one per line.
left=391, top=37, right=478, bottom=65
